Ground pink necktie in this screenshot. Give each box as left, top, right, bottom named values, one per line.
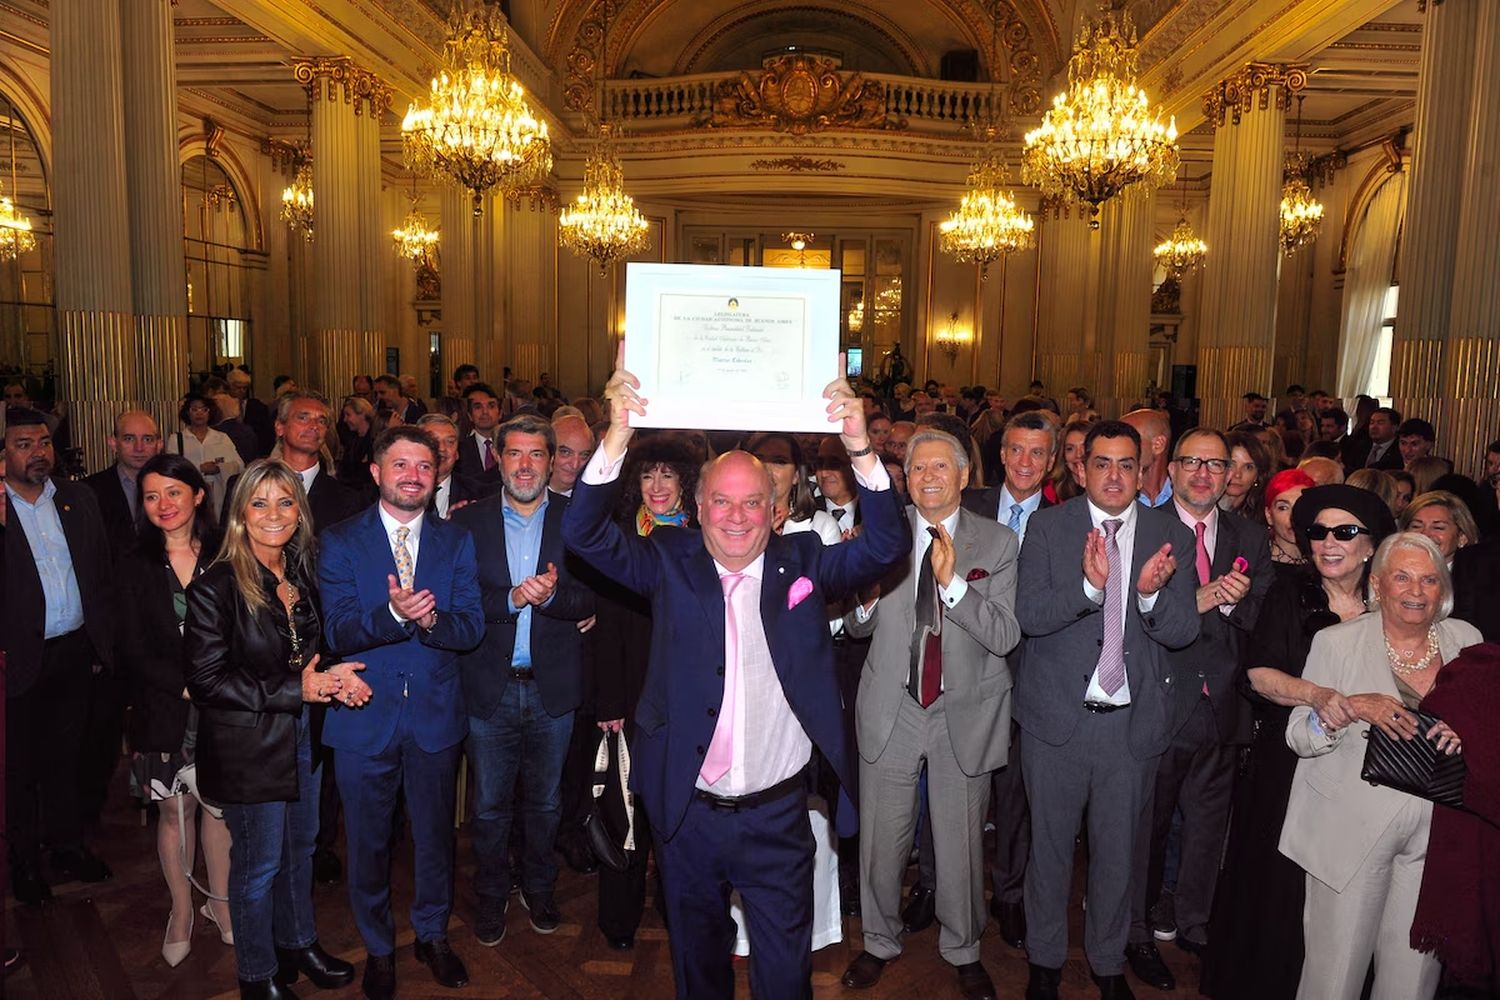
left=1195, top=520, right=1212, bottom=696
left=483, top=437, right=496, bottom=471
left=1097, top=520, right=1126, bottom=695
left=700, top=573, right=746, bottom=785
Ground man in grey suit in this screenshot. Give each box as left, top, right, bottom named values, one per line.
left=839, top=429, right=1020, bottom=1000
left=1015, top=420, right=1200, bottom=1000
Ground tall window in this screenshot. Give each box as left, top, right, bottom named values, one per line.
left=182, top=155, right=256, bottom=377
left=1366, top=283, right=1398, bottom=401
left=0, top=90, right=52, bottom=385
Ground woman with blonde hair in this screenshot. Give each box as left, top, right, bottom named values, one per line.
left=1346, top=468, right=1400, bottom=514
left=1400, top=490, right=1479, bottom=569
left=185, top=460, right=356, bottom=999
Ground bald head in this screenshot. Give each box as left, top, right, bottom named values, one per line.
left=549, top=414, right=595, bottom=492
left=696, top=450, right=774, bottom=571
left=1123, top=408, right=1171, bottom=466
left=1298, top=455, right=1345, bottom=485
left=110, top=410, right=162, bottom=474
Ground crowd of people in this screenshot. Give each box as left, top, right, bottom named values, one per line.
left=3, top=359, right=1499, bottom=1000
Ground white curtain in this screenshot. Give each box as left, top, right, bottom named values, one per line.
left=1336, top=171, right=1408, bottom=399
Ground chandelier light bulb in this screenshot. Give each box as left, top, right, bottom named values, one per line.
left=559, top=125, right=650, bottom=275
left=279, top=163, right=314, bottom=241
left=939, top=153, right=1036, bottom=279
left=0, top=181, right=36, bottom=261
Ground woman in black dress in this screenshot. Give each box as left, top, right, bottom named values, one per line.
left=1201, top=484, right=1397, bottom=999
left=122, top=454, right=230, bottom=965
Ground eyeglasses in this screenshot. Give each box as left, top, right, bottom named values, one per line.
left=1173, top=456, right=1231, bottom=474
left=1304, top=523, right=1371, bottom=541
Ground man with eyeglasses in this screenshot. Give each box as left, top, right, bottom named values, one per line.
left=1124, top=428, right=1273, bottom=992
left=1014, top=420, right=1199, bottom=1000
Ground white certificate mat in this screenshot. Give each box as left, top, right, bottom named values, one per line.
left=624, top=263, right=841, bottom=433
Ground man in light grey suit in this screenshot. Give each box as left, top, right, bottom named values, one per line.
left=839, top=429, right=1021, bottom=1000
left=1014, top=420, right=1200, bottom=1000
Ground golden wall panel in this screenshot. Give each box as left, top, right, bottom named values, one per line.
left=1197, top=345, right=1271, bottom=431
left=1440, top=336, right=1500, bottom=477
left=136, top=312, right=188, bottom=436
left=59, top=309, right=138, bottom=472
left=1390, top=336, right=1445, bottom=421
left=309, top=328, right=384, bottom=401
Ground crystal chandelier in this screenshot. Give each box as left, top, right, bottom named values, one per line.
left=1279, top=99, right=1323, bottom=256
left=392, top=206, right=440, bottom=267
left=559, top=124, right=650, bottom=275
left=1153, top=217, right=1207, bottom=278
left=940, top=151, right=1036, bottom=279
left=402, top=2, right=552, bottom=216
left=1022, top=7, right=1179, bottom=229
left=280, top=163, right=314, bottom=242
left=0, top=182, right=35, bottom=261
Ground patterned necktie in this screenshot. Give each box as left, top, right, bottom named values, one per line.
left=1096, top=519, right=1126, bottom=695
left=394, top=525, right=414, bottom=591
left=483, top=437, right=497, bottom=471
left=700, top=573, right=746, bottom=785
left=1008, top=503, right=1024, bottom=533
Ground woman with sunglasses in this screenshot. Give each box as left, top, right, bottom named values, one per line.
left=185, top=461, right=356, bottom=999
left=1202, top=484, right=1396, bottom=1000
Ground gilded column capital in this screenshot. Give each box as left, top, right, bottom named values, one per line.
left=292, top=56, right=392, bottom=118
left=262, top=138, right=310, bottom=175
left=1201, top=62, right=1309, bottom=128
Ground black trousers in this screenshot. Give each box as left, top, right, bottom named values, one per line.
left=7, top=630, right=93, bottom=867
left=558, top=705, right=598, bottom=848
left=315, top=750, right=342, bottom=855
left=79, top=668, right=126, bottom=830
left=989, top=720, right=1030, bottom=906
left=1130, top=697, right=1236, bottom=945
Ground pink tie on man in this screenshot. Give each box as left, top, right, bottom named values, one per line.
left=1196, top=520, right=1212, bottom=696
left=483, top=437, right=497, bottom=472
left=700, top=572, right=746, bottom=785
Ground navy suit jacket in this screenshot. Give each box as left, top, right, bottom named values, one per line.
left=562, top=466, right=910, bottom=842
left=318, top=505, right=485, bottom=755
left=962, top=483, right=1057, bottom=522
left=1014, top=496, right=1200, bottom=760
left=452, top=490, right=594, bottom=720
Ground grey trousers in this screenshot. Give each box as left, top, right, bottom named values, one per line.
left=1022, top=709, right=1155, bottom=975
left=858, top=694, right=992, bottom=966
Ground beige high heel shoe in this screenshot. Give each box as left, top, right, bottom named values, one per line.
left=162, top=908, right=193, bottom=967
left=200, top=901, right=234, bottom=945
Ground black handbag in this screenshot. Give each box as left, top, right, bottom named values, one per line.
left=1359, top=708, right=1467, bottom=810
left=584, top=730, right=636, bottom=873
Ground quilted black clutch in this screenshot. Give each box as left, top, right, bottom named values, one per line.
left=1360, top=708, right=1467, bottom=810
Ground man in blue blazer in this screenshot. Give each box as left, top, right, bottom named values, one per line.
left=318, top=426, right=484, bottom=1000
left=562, top=354, right=909, bottom=999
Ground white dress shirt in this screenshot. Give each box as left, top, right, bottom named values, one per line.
left=295, top=462, right=319, bottom=496
left=996, top=485, right=1043, bottom=546
left=378, top=504, right=425, bottom=621
left=434, top=474, right=453, bottom=519
left=1081, top=500, right=1160, bottom=706
left=823, top=495, right=858, bottom=534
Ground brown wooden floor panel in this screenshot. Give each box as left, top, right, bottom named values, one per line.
left=5, top=770, right=1211, bottom=999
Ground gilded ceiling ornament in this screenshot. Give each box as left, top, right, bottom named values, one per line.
left=698, top=54, right=905, bottom=135
left=292, top=56, right=391, bottom=117
left=1201, top=62, right=1309, bottom=128
left=749, top=157, right=847, bottom=172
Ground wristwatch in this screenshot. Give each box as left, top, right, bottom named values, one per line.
left=421, top=610, right=438, bottom=633
left=845, top=444, right=875, bottom=458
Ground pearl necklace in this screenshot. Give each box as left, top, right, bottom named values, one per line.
left=1384, top=625, right=1439, bottom=676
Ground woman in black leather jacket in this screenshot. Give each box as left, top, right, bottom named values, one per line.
left=185, top=460, right=358, bottom=1000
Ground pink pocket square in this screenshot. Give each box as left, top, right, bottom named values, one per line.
left=966, top=568, right=990, bottom=582
left=787, top=576, right=815, bottom=610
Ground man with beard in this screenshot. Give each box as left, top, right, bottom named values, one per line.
left=317, top=426, right=484, bottom=999
left=452, top=415, right=594, bottom=946
left=2, top=409, right=117, bottom=904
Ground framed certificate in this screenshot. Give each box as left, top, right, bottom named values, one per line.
left=623, top=262, right=842, bottom=433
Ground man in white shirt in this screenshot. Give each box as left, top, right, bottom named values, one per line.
left=816, top=436, right=859, bottom=534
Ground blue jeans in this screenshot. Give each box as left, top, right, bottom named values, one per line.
left=467, top=679, right=574, bottom=902
left=222, top=707, right=321, bottom=983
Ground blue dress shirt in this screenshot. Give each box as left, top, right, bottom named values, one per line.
left=502, top=491, right=551, bottom=669
left=6, top=479, right=86, bottom=638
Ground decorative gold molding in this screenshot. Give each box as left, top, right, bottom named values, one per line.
left=749, top=156, right=847, bottom=172
left=1416, top=0, right=1445, bottom=11
left=262, top=138, right=310, bottom=174
left=291, top=56, right=393, bottom=118
left=698, top=54, right=905, bottom=135
left=1201, top=61, right=1309, bottom=128
left=503, top=185, right=561, bottom=213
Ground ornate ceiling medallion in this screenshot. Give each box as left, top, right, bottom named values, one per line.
left=699, top=54, right=905, bottom=135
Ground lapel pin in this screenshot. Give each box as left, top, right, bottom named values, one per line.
left=778, top=566, right=785, bottom=574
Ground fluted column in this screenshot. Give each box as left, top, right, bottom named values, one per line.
left=1274, top=239, right=1315, bottom=392
left=356, top=88, right=388, bottom=364
left=121, top=0, right=189, bottom=436
left=1442, top=1, right=1500, bottom=477
left=1393, top=0, right=1480, bottom=429
left=1094, top=186, right=1157, bottom=417
left=296, top=57, right=386, bottom=397
left=1195, top=63, right=1304, bottom=429
left=51, top=0, right=135, bottom=471
left=1033, top=211, right=1099, bottom=399
left=439, top=182, right=478, bottom=376
left=501, top=191, right=558, bottom=383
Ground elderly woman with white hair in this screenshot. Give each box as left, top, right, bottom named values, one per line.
left=1279, top=531, right=1481, bottom=1000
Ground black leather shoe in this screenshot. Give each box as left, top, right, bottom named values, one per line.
left=11, top=864, right=51, bottom=906
left=474, top=895, right=508, bottom=947
left=522, top=890, right=561, bottom=934
left=561, top=838, right=598, bottom=875
left=238, top=979, right=299, bottom=999
left=312, top=849, right=342, bottom=886
left=956, top=961, right=998, bottom=1000
left=901, top=883, right=935, bottom=933
left=1124, top=942, right=1174, bottom=991
left=1176, top=933, right=1207, bottom=956
left=50, top=847, right=112, bottom=883
left=605, top=934, right=634, bottom=950
left=1025, top=962, right=1062, bottom=1000
left=841, top=951, right=893, bottom=989
left=275, top=942, right=355, bottom=988
left=414, top=937, right=469, bottom=988
left=990, top=897, right=1026, bottom=948
left=1094, top=971, right=1138, bottom=999
left=362, top=953, right=395, bottom=1000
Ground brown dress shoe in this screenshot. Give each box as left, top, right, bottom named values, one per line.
left=957, top=961, right=998, bottom=1000
left=840, top=951, right=893, bottom=989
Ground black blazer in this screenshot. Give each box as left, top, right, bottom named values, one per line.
left=1344, top=437, right=1402, bottom=474
left=962, top=484, right=1057, bottom=522
left=1, top=479, right=116, bottom=697
left=1164, top=511, right=1273, bottom=742
left=83, top=464, right=137, bottom=554
left=1453, top=537, right=1500, bottom=642
left=184, top=559, right=323, bottom=804
left=433, top=471, right=494, bottom=518
left=452, top=490, right=594, bottom=719
left=119, top=545, right=206, bottom=752
left=456, top=433, right=503, bottom=486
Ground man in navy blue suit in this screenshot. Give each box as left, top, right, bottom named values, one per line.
left=562, top=352, right=909, bottom=999
left=317, top=426, right=485, bottom=1000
